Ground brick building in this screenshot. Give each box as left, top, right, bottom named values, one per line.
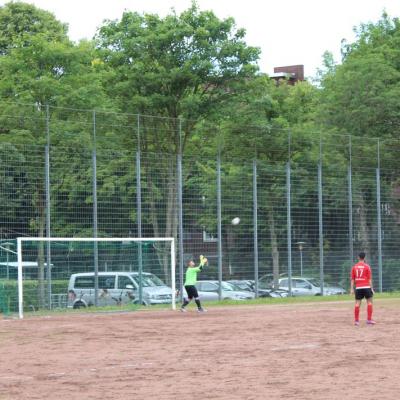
left=270, top=65, right=304, bottom=85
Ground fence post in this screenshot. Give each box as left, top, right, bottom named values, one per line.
left=253, top=160, right=259, bottom=297
left=348, top=165, right=354, bottom=264
left=376, top=139, right=383, bottom=292
left=45, top=105, right=52, bottom=309
left=348, top=136, right=354, bottom=265
left=376, top=168, right=383, bottom=292
left=177, top=152, right=184, bottom=301
left=136, top=114, right=143, bottom=304
left=217, top=153, right=222, bottom=300
left=92, top=110, right=99, bottom=306
left=286, top=162, right=292, bottom=295
left=318, top=161, right=324, bottom=295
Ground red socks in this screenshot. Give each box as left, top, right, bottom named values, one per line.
left=367, top=304, right=373, bottom=320
left=354, top=305, right=360, bottom=322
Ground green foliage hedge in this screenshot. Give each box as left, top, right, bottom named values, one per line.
left=0, top=279, right=69, bottom=312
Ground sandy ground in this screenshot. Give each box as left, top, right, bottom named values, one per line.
left=0, top=299, right=399, bottom=399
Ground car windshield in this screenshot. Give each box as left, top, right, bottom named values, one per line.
left=221, top=282, right=236, bottom=291
left=130, top=274, right=166, bottom=287
left=307, top=278, right=320, bottom=287
left=258, top=280, right=273, bottom=289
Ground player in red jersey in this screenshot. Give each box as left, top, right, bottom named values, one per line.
left=350, top=252, right=375, bottom=326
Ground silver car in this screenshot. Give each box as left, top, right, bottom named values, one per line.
left=68, top=271, right=173, bottom=308
left=278, top=277, right=346, bottom=296
left=194, top=280, right=255, bottom=301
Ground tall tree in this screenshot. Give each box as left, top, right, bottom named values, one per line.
left=96, top=2, right=260, bottom=153
left=0, top=2, right=111, bottom=307
left=317, top=13, right=400, bottom=260
left=0, top=1, right=68, bottom=55
left=96, top=2, right=260, bottom=277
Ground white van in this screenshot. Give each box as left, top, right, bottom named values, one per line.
left=67, top=271, right=172, bottom=308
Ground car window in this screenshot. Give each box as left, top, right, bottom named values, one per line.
left=293, top=279, right=310, bottom=289
left=308, top=278, right=320, bottom=287
left=221, top=282, right=235, bottom=291
left=118, top=276, right=135, bottom=289
left=231, top=282, right=248, bottom=291
left=129, top=274, right=153, bottom=287
left=98, top=276, right=115, bottom=289
left=280, top=279, right=288, bottom=287
left=74, top=276, right=94, bottom=288
left=200, top=282, right=218, bottom=292
left=147, top=274, right=166, bottom=287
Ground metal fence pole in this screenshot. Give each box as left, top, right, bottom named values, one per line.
left=348, top=136, right=354, bottom=265
left=45, top=105, right=52, bottom=309
left=286, top=162, right=292, bottom=295
left=136, top=115, right=143, bottom=304
left=177, top=153, right=184, bottom=301
left=318, top=161, right=324, bottom=295
left=92, top=110, right=99, bottom=306
left=348, top=165, right=354, bottom=265
left=253, top=160, right=259, bottom=297
left=217, top=153, right=222, bottom=300
left=376, top=168, right=383, bottom=292
left=45, top=145, right=52, bottom=308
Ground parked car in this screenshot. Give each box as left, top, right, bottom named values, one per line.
left=278, top=277, right=346, bottom=296
left=227, top=279, right=289, bottom=298
left=67, top=271, right=173, bottom=308
left=191, top=280, right=255, bottom=301
left=227, top=280, right=254, bottom=292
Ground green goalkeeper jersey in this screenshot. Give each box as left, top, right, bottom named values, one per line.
left=184, top=266, right=202, bottom=286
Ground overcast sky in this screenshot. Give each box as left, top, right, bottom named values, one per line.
left=2, top=0, right=400, bottom=78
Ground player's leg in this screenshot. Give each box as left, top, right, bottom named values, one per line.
left=354, top=290, right=362, bottom=325
left=181, top=285, right=194, bottom=311
left=366, top=289, right=375, bottom=324
left=192, top=286, right=206, bottom=312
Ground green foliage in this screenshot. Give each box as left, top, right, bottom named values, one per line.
left=96, top=2, right=260, bottom=153
left=0, top=1, right=68, bottom=55
left=0, top=279, right=69, bottom=312
left=319, top=13, right=400, bottom=141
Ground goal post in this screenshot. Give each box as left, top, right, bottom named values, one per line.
left=17, top=237, right=176, bottom=319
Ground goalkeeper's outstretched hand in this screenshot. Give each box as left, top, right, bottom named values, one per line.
left=200, top=255, right=208, bottom=266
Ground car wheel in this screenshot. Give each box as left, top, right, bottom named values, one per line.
left=73, top=301, right=86, bottom=309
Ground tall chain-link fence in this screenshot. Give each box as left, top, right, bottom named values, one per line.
left=1, top=103, right=400, bottom=311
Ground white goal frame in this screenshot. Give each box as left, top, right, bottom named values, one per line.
left=17, top=237, right=176, bottom=319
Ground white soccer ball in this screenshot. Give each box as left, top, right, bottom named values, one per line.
left=231, top=217, right=240, bottom=225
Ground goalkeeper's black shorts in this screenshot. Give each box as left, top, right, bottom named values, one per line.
left=185, top=285, right=199, bottom=299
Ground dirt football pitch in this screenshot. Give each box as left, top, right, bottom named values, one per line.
left=1, top=299, right=400, bottom=399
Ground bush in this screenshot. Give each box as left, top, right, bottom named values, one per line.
left=0, top=279, right=69, bottom=312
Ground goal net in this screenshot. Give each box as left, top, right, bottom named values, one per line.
left=16, top=237, right=176, bottom=318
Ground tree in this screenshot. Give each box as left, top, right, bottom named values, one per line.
left=95, top=2, right=260, bottom=277
left=0, top=2, right=112, bottom=307
left=0, top=1, right=68, bottom=55
left=96, top=1, right=260, bottom=153
left=317, top=13, right=400, bottom=261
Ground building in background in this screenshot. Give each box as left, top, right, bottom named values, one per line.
left=270, top=65, right=304, bottom=85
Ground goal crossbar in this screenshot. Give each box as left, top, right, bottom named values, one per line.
left=17, top=237, right=176, bottom=318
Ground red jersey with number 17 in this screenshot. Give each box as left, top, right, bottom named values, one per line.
left=351, top=261, right=372, bottom=288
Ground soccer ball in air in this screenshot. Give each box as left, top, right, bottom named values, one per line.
left=231, top=217, right=240, bottom=225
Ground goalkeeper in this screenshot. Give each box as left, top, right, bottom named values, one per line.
left=180, top=255, right=208, bottom=313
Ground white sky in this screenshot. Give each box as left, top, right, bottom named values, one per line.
left=2, top=0, right=400, bottom=78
